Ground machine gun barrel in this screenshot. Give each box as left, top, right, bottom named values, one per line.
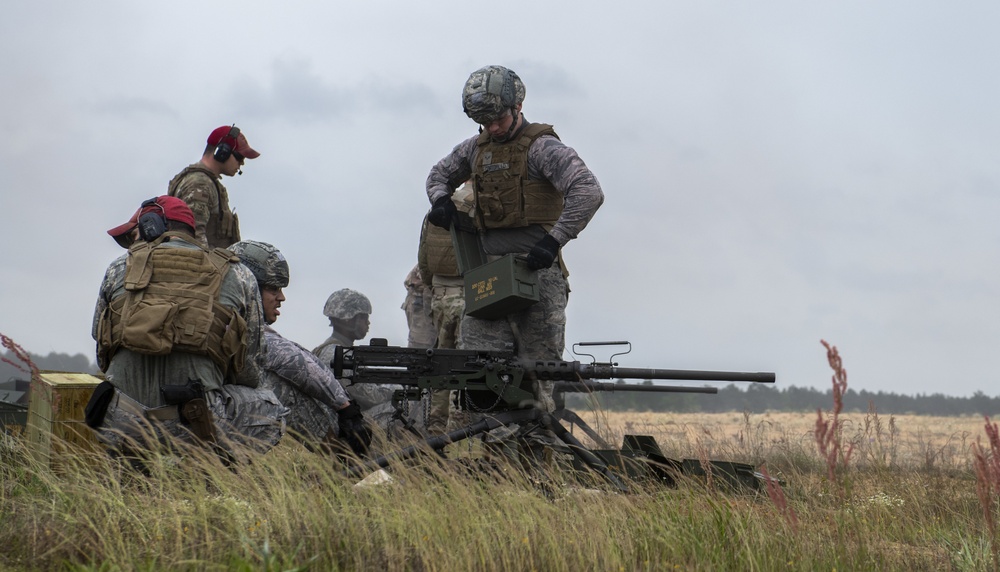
left=583, top=365, right=774, bottom=383
left=528, top=361, right=775, bottom=384
left=553, top=381, right=719, bottom=394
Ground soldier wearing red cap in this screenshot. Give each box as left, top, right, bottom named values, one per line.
left=167, top=125, right=260, bottom=248
left=91, top=196, right=286, bottom=463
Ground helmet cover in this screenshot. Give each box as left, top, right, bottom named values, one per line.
left=462, top=65, right=525, bottom=124
left=229, top=240, right=290, bottom=289
left=323, top=288, right=373, bottom=320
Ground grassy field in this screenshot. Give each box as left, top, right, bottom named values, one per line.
left=577, top=409, right=985, bottom=470
left=3, top=405, right=1000, bottom=571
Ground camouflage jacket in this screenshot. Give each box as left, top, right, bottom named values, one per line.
left=312, top=331, right=399, bottom=429
left=263, top=326, right=350, bottom=408
left=425, top=116, right=604, bottom=253
left=167, top=163, right=240, bottom=248
left=261, top=326, right=350, bottom=440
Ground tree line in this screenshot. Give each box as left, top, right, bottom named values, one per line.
left=0, top=349, right=98, bottom=384
left=563, top=381, right=1000, bottom=416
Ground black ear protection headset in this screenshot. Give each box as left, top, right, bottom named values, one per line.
left=136, top=197, right=168, bottom=242
left=212, top=125, right=241, bottom=163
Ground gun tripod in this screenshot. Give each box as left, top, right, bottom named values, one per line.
left=346, top=407, right=631, bottom=492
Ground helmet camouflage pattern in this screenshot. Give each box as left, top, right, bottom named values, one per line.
left=462, top=65, right=525, bottom=124
left=323, top=288, right=372, bottom=320
left=228, top=240, right=290, bottom=289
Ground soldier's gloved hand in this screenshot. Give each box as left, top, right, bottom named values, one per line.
left=427, top=194, right=458, bottom=229
left=526, top=234, right=560, bottom=270
left=337, top=401, right=372, bottom=457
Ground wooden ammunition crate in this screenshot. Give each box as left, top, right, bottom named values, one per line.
left=25, top=372, right=103, bottom=468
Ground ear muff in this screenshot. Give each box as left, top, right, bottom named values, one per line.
left=212, top=125, right=241, bottom=163
left=137, top=198, right=168, bottom=241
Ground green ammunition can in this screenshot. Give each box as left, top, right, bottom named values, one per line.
left=463, top=254, right=540, bottom=320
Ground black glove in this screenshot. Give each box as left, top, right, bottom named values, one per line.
left=427, top=194, right=458, bottom=229
left=526, top=234, right=560, bottom=270
left=337, top=401, right=373, bottom=457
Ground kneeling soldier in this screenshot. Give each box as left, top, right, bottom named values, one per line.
left=228, top=240, right=371, bottom=457
left=90, top=196, right=286, bottom=463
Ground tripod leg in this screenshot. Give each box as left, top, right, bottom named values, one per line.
left=346, top=409, right=538, bottom=478
left=551, top=408, right=612, bottom=449
left=540, top=413, right=629, bottom=493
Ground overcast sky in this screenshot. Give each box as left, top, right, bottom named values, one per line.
left=2, top=1, right=998, bottom=398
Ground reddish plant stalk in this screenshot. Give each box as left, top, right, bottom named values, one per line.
left=0, top=333, right=38, bottom=379
left=761, top=465, right=797, bottom=531
left=816, top=340, right=854, bottom=483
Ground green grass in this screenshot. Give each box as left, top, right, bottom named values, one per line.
left=1, top=412, right=995, bottom=572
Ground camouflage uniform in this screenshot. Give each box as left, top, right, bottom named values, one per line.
left=415, top=190, right=473, bottom=432
left=314, top=331, right=399, bottom=435
left=261, top=326, right=351, bottom=443
left=91, top=238, right=286, bottom=456
left=426, top=118, right=603, bottom=412
left=167, top=163, right=240, bottom=248
left=402, top=265, right=437, bottom=349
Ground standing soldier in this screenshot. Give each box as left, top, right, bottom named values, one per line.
left=92, top=196, right=285, bottom=463
left=229, top=241, right=371, bottom=456
left=414, top=183, right=474, bottom=434
left=312, top=289, right=400, bottom=436
left=402, top=265, right=436, bottom=349
left=168, top=125, right=260, bottom=248
left=424, top=65, right=604, bottom=414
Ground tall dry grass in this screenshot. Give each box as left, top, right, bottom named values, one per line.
left=1, top=405, right=995, bottom=571
left=1, top=338, right=998, bottom=570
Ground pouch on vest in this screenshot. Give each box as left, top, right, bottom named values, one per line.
left=476, top=174, right=524, bottom=228
left=173, top=305, right=214, bottom=350
left=218, top=310, right=248, bottom=378
left=121, top=298, right=179, bottom=355
left=96, top=305, right=115, bottom=371
left=84, top=380, right=115, bottom=428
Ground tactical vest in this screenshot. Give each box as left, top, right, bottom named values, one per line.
left=421, top=216, right=460, bottom=278
left=472, top=123, right=563, bottom=230
left=97, top=233, right=248, bottom=381
left=167, top=164, right=241, bottom=247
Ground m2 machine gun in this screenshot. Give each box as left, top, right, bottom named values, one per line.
left=333, top=340, right=776, bottom=491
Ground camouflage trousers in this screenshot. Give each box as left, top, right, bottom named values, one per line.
left=268, top=380, right=337, bottom=444
left=96, top=384, right=287, bottom=462
left=425, top=284, right=465, bottom=433
left=403, top=289, right=437, bottom=349
left=460, top=265, right=568, bottom=413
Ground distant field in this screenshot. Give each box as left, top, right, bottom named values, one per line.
left=569, top=409, right=989, bottom=469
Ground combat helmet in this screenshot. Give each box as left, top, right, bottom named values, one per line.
left=323, top=288, right=372, bottom=320
left=462, top=65, right=525, bottom=124
left=228, top=240, right=289, bottom=289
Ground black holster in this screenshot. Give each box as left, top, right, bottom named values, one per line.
left=161, top=380, right=216, bottom=442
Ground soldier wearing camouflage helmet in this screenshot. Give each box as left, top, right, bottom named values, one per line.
left=229, top=241, right=371, bottom=456
left=424, top=65, right=604, bottom=413
left=313, top=289, right=400, bottom=436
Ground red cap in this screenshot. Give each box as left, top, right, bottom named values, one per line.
left=107, top=196, right=197, bottom=248
left=207, top=125, right=260, bottom=159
